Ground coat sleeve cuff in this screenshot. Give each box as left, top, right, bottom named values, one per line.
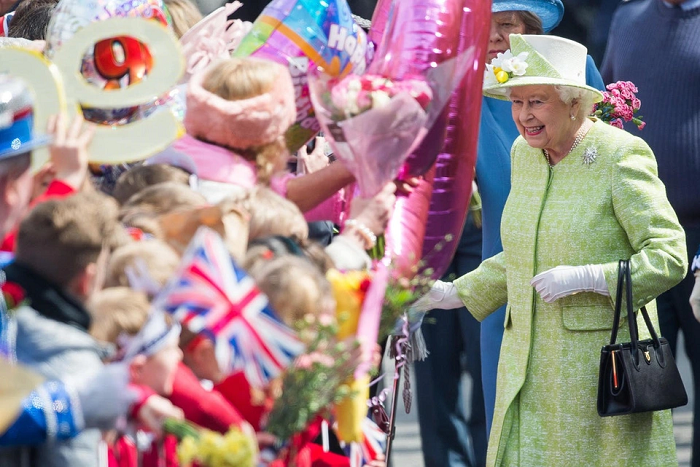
left=453, top=275, right=489, bottom=322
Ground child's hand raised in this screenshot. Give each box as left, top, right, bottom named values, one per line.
left=46, top=113, right=95, bottom=190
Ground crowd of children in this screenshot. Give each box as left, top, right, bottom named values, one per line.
left=0, top=0, right=399, bottom=465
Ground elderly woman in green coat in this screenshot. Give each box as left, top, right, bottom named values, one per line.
left=413, top=34, right=687, bottom=466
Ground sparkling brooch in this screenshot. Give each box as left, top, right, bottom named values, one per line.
left=582, top=147, right=598, bottom=165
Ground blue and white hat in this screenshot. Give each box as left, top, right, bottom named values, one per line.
left=492, top=0, right=565, bottom=33
left=0, top=75, right=52, bottom=160
left=117, top=309, right=181, bottom=361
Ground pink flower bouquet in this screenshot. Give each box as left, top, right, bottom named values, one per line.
left=309, top=72, right=431, bottom=197
left=308, top=51, right=470, bottom=197
left=594, top=81, right=645, bottom=130
left=327, top=74, right=432, bottom=120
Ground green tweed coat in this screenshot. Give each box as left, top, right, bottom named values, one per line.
left=454, top=119, right=687, bottom=466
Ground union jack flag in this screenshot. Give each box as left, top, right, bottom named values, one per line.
left=339, top=417, right=387, bottom=467
left=152, top=227, right=304, bottom=388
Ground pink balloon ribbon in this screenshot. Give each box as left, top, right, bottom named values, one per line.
left=355, top=261, right=389, bottom=379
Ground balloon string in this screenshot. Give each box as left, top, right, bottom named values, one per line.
left=393, top=317, right=410, bottom=379
left=368, top=373, right=385, bottom=388
left=366, top=316, right=411, bottom=389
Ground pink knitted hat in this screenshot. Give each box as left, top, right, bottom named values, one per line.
left=184, top=59, right=296, bottom=150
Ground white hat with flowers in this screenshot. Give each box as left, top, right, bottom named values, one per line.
left=483, top=34, right=604, bottom=103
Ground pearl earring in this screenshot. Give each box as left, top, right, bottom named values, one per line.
left=570, top=115, right=576, bottom=120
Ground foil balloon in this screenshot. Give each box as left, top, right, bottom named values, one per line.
left=233, top=0, right=370, bottom=153
left=380, top=0, right=491, bottom=280
left=367, top=0, right=391, bottom=46
left=383, top=166, right=436, bottom=280
left=178, top=1, right=253, bottom=83
left=420, top=0, right=492, bottom=280
left=45, top=0, right=172, bottom=125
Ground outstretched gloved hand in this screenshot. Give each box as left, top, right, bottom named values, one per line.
left=410, top=280, right=464, bottom=313
left=531, top=264, right=610, bottom=303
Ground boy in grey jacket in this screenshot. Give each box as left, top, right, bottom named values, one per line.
left=2, top=192, right=119, bottom=467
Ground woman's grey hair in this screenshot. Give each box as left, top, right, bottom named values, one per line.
left=554, top=86, right=597, bottom=120
left=514, top=11, right=544, bottom=35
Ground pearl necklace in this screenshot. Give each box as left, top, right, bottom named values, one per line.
left=543, top=122, right=591, bottom=167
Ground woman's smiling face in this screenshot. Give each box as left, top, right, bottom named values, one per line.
left=509, top=85, right=577, bottom=152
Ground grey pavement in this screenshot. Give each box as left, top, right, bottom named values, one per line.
left=384, top=334, right=695, bottom=467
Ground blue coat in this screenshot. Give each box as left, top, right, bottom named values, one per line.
left=477, top=55, right=605, bottom=434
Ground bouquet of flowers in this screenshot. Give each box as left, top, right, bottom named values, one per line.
left=309, top=46, right=470, bottom=198
left=309, top=70, right=432, bottom=197
left=326, top=74, right=433, bottom=121
left=593, top=81, right=645, bottom=130
left=265, top=312, right=358, bottom=443
left=164, top=419, right=258, bottom=467
left=326, top=268, right=380, bottom=443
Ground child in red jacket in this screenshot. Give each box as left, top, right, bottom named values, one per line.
left=90, top=288, right=183, bottom=467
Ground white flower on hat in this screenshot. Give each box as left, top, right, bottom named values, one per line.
left=484, top=50, right=530, bottom=88
left=501, top=52, right=529, bottom=76
left=483, top=64, right=499, bottom=88
left=490, top=50, right=512, bottom=70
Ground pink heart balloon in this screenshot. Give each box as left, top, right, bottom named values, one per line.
left=368, top=0, right=391, bottom=45
left=420, top=0, right=492, bottom=280
left=382, top=166, right=436, bottom=280
left=380, top=0, right=492, bottom=280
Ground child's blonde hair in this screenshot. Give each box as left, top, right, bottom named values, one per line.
left=119, top=182, right=207, bottom=218
left=202, top=58, right=289, bottom=183
left=245, top=236, right=334, bottom=274
left=227, top=186, right=308, bottom=241
left=249, top=255, right=333, bottom=327
left=163, top=0, right=202, bottom=38
left=105, top=239, right=181, bottom=292
left=157, top=200, right=250, bottom=260
left=88, top=287, right=151, bottom=344
left=113, top=164, right=191, bottom=205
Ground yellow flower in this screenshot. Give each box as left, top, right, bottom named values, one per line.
left=335, top=375, right=370, bottom=443
left=177, top=436, right=198, bottom=466
left=496, top=70, right=509, bottom=83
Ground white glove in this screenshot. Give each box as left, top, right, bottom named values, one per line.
left=690, top=272, right=700, bottom=322
left=410, top=280, right=464, bottom=313
left=67, top=362, right=137, bottom=431
left=530, top=264, right=610, bottom=303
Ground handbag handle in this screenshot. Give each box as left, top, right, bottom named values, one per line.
left=609, top=260, right=627, bottom=346
left=609, top=260, right=663, bottom=364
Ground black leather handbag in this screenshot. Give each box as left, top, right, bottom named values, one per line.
left=597, top=260, right=688, bottom=417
